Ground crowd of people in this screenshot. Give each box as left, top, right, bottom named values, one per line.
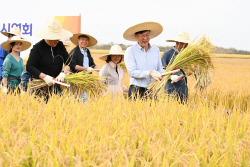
left=0, top=20, right=193, bottom=103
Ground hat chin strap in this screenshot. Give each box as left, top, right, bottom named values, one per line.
left=111, top=60, right=118, bottom=65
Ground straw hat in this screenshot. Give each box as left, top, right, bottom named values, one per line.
left=1, top=26, right=24, bottom=39
left=35, top=20, right=73, bottom=40
left=167, top=31, right=191, bottom=44
left=1, top=36, right=31, bottom=52
left=99, top=45, right=124, bottom=61
left=123, top=21, right=163, bottom=41
left=70, top=31, right=98, bottom=47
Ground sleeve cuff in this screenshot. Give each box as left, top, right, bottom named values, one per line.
left=143, top=71, right=150, bottom=77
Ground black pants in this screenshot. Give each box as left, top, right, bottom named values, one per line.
left=128, top=85, right=148, bottom=99
left=33, top=84, right=62, bottom=103
left=7, top=86, right=20, bottom=95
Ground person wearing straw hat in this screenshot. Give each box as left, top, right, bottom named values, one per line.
left=161, top=31, right=193, bottom=103
left=69, top=31, right=99, bottom=73
left=123, top=21, right=164, bottom=99
left=1, top=36, right=31, bottom=94
left=26, top=20, right=73, bottom=101
left=0, top=26, right=24, bottom=82
left=20, top=42, right=71, bottom=93
left=99, top=45, right=128, bottom=95
left=69, top=32, right=99, bottom=103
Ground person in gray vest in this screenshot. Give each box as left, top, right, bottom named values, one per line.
left=99, top=45, right=128, bottom=96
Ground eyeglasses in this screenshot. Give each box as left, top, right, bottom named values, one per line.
left=138, top=34, right=150, bottom=38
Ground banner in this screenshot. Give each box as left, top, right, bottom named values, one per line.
left=0, top=15, right=81, bottom=59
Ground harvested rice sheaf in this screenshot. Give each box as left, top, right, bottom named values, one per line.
left=64, top=71, right=106, bottom=95
left=29, top=71, right=106, bottom=96
left=148, top=36, right=215, bottom=97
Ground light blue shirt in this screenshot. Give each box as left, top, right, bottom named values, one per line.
left=124, top=43, right=164, bottom=88
left=80, top=48, right=89, bottom=67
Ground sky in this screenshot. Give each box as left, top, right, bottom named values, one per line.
left=0, top=0, right=249, bottom=51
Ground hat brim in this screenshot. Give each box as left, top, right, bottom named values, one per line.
left=123, top=22, right=163, bottom=41
left=99, top=53, right=124, bottom=61
left=1, top=39, right=31, bottom=52
left=166, top=39, right=191, bottom=44
left=1, top=31, right=25, bottom=39
left=35, top=28, right=73, bottom=40
left=70, top=33, right=98, bottom=47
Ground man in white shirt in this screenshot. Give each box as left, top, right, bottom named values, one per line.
left=123, top=21, right=165, bottom=99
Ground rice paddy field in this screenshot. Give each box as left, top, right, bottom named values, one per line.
left=0, top=51, right=250, bottom=166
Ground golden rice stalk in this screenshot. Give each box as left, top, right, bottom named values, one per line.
left=63, top=71, right=106, bottom=95
left=29, top=72, right=106, bottom=96
left=148, top=35, right=215, bottom=97
left=29, top=79, right=47, bottom=89
left=119, top=62, right=127, bottom=72
left=193, top=66, right=212, bottom=91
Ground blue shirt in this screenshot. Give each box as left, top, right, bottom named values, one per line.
left=80, top=48, right=89, bottom=67
left=124, top=43, right=164, bottom=88
left=161, top=47, right=188, bottom=97
left=0, top=40, right=20, bottom=77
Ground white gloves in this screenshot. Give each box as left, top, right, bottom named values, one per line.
left=43, top=75, right=55, bottom=86
left=150, top=71, right=162, bottom=81
left=86, top=67, right=94, bottom=72
left=171, top=75, right=182, bottom=83
left=21, top=90, right=26, bottom=96
left=56, top=72, right=66, bottom=82
left=2, top=87, right=7, bottom=94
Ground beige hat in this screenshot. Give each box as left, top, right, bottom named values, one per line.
left=99, top=45, right=124, bottom=61
left=123, top=21, right=163, bottom=41
left=167, top=31, right=191, bottom=43
left=70, top=31, right=98, bottom=47
left=1, top=36, right=31, bottom=52
left=1, top=26, right=24, bottom=39
left=35, top=20, right=73, bottom=40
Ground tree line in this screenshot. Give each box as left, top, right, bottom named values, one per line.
left=88, top=43, right=250, bottom=55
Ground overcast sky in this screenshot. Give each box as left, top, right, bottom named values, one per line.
left=1, top=0, right=249, bottom=51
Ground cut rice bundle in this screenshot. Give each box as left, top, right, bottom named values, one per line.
left=29, top=71, right=106, bottom=96
left=148, top=36, right=215, bottom=97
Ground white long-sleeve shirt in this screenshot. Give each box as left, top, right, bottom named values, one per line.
left=124, top=43, right=164, bottom=88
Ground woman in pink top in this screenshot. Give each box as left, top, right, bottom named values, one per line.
left=99, top=45, right=128, bottom=95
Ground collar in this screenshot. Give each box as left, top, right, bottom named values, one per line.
left=108, top=61, right=120, bottom=68
left=80, top=47, right=88, bottom=52
left=172, top=46, right=179, bottom=53
left=136, top=43, right=151, bottom=51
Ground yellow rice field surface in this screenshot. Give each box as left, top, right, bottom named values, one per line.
left=0, top=54, right=250, bottom=166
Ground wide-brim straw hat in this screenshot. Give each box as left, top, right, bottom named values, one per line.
left=123, top=21, right=163, bottom=41
left=35, top=20, right=73, bottom=40
left=99, top=45, right=124, bottom=61
left=167, top=31, right=191, bottom=43
left=1, top=36, right=31, bottom=52
left=70, top=31, right=98, bottom=47
left=1, top=26, right=24, bottom=39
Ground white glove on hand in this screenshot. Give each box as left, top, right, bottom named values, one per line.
left=56, top=72, right=66, bottom=82
left=171, top=75, right=181, bottom=83
left=21, top=90, right=26, bottom=96
left=86, top=67, right=94, bottom=72
left=2, top=87, right=7, bottom=94
left=43, top=75, right=55, bottom=86
left=151, top=71, right=162, bottom=81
